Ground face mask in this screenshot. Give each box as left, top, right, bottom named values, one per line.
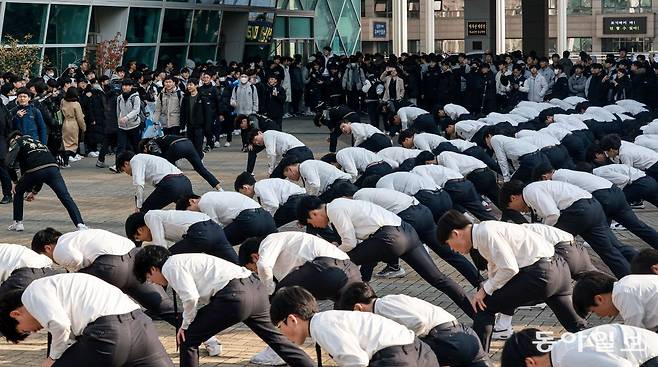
left=47, top=72, right=54, bottom=77
left=240, top=77, right=248, bottom=84
left=554, top=69, right=560, bottom=75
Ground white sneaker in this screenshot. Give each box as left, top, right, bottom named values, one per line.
left=8, top=221, right=24, bottom=231
left=223, top=142, right=231, bottom=147
left=109, top=165, right=118, bottom=173
left=232, top=130, right=241, bottom=136
left=69, top=155, right=81, bottom=162
left=203, top=337, right=222, bottom=357
left=518, top=302, right=547, bottom=310
left=610, top=221, right=627, bottom=231
left=250, top=346, right=286, bottom=366
left=375, top=265, right=406, bottom=278
left=88, top=151, right=99, bottom=158
left=77, top=224, right=89, bottom=231
left=73, top=154, right=84, bottom=160
left=492, top=326, right=513, bottom=340
left=214, top=141, right=221, bottom=148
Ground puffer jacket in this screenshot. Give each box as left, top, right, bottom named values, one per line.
left=153, top=89, right=182, bottom=129
left=116, top=91, right=141, bottom=130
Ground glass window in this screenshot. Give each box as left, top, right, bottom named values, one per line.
left=158, top=46, right=187, bottom=69
left=224, top=0, right=250, bottom=4
left=123, top=46, right=156, bottom=69
left=274, top=17, right=287, bottom=38
left=2, top=3, right=48, bottom=44
left=300, top=0, right=319, bottom=9
left=436, top=39, right=464, bottom=53
left=289, top=17, right=312, bottom=38
left=408, top=0, right=420, bottom=18
left=127, top=8, right=161, bottom=43
left=506, top=38, right=523, bottom=51
left=189, top=45, right=217, bottom=66
left=506, top=0, right=522, bottom=15
left=161, top=9, right=193, bottom=43
left=191, top=10, right=220, bottom=43
left=601, top=37, right=652, bottom=52
left=251, top=0, right=277, bottom=6
left=46, top=5, right=90, bottom=44
left=247, top=12, right=275, bottom=43
left=603, top=0, right=651, bottom=12
left=336, top=0, right=360, bottom=54
left=374, top=0, right=391, bottom=16
left=435, top=0, right=464, bottom=17
left=567, top=37, right=592, bottom=52
left=315, top=0, right=336, bottom=50
left=44, top=47, right=85, bottom=72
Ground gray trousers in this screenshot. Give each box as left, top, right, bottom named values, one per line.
left=0, top=267, right=60, bottom=294
left=53, top=310, right=173, bottom=367
left=80, top=247, right=178, bottom=327
left=368, top=338, right=439, bottom=367
left=180, top=274, right=314, bottom=367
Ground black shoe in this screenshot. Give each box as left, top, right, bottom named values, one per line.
left=0, top=195, right=12, bottom=204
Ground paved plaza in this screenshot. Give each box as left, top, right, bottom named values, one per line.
left=0, top=117, right=654, bottom=366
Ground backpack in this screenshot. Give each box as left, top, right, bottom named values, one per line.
left=129, top=94, right=148, bottom=126
left=159, top=89, right=183, bottom=105
left=233, top=84, right=257, bottom=106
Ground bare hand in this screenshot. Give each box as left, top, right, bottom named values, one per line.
left=11, top=183, right=16, bottom=195
left=119, top=116, right=128, bottom=124
left=215, top=184, right=223, bottom=191
left=41, top=357, right=55, bottom=367
left=26, top=192, right=36, bottom=202
left=134, top=207, right=140, bottom=213
left=16, top=110, right=26, bottom=118
left=176, top=328, right=186, bottom=345
left=471, top=287, right=487, bottom=313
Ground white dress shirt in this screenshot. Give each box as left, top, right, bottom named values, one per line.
left=617, top=99, right=649, bottom=115
left=522, top=181, right=592, bottom=226
left=437, top=151, right=487, bottom=176
left=490, top=135, right=539, bottom=181
left=412, top=133, right=447, bottom=151
left=471, top=221, right=555, bottom=295
left=411, top=165, right=463, bottom=188
left=550, top=324, right=658, bottom=367
left=336, top=147, right=381, bottom=181
left=299, top=160, right=352, bottom=196
left=549, top=98, right=575, bottom=111
left=455, top=120, right=486, bottom=141
left=326, top=198, right=401, bottom=252
left=310, top=310, right=415, bottom=367
left=585, top=106, right=617, bottom=122
left=614, top=141, right=658, bottom=170
left=641, top=120, right=658, bottom=135
left=521, top=223, right=575, bottom=244
left=130, top=154, right=182, bottom=209
left=377, top=147, right=422, bottom=169
left=350, top=123, right=384, bottom=146
left=447, top=138, right=477, bottom=152
left=257, top=232, right=349, bottom=295
left=263, top=130, right=305, bottom=173
left=552, top=169, right=613, bottom=193
left=162, top=253, right=251, bottom=329
left=397, top=106, right=428, bottom=129
left=375, top=171, right=439, bottom=196
left=443, top=103, right=470, bottom=120
left=373, top=294, right=456, bottom=337
left=593, top=164, right=646, bottom=190
left=254, top=178, right=306, bottom=215
left=0, top=244, right=52, bottom=283
left=554, top=114, right=589, bottom=131
left=510, top=106, right=540, bottom=119
left=353, top=188, right=418, bottom=214
left=197, top=191, right=260, bottom=226
left=22, top=273, right=139, bottom=359
left=539, top=123, right=572, bottom=141
left=144, top=210, right=212, bottom=247
left=612, top=275, right=658, bottom=331
left=634, top=135, right=658, bottom=153
left=563, top=96, right=587, bottom=105
left=53, top=229, right=135, bottom=272
left=516, top=130, right=561, bottom=148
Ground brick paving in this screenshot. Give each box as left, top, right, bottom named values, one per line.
left=0, top=117, right=654, bottom=366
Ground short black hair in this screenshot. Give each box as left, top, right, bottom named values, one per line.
left=296, top=195, right=323, bottom=225
left=397, top=129, right=415, bottom=145
left=121, top=78, right=134, bottom=86
left=585, top=143, right=605, bottom=163
left=436, top=209, right=472, bottom=244
left=115, top=151, right=135, bottom=172
left=31, top=228, right=62, bottom=253
left=7, top=130, right=22, bottom=144
left=499, top=180, right=526, bottom=209
left=388, top=114, right=399, bottom=126
left=572, top=271, right=616, bottom=318
left=599, top=134, right=622, bottom=151
left=0, top=289, right=29, bottom=343
left=238, top=236, right=265, bottom=266
left=631, top=249, right=658, bottom=274
left=235, top=171, right=256, bottom=192
left=500, top=328, right=548, bottom=367
left=432, top=142, right=459, bottom=155
left=15, top=87, right=31, bottom=98
left=336, top=282, right=377, bottom=311
left=269, top=286, right=319, bottom=325
left=280, top=155, right=301, bottom=171
left=481, top=126, right=496, bottom=140
left=531, top=161, right=554, bottom=182
left=125, top=212, right=147, bottom=241
left=414, top=151, right=435, bottom=166
left=320, top=153, right=337, bottom=165
left=175, top=193, right=201, bottom=211
left=133, top=246, right=171, bottom=283
left=188, top=77, right=199, bottom=86
left=248, top=129, right=262, bottom=144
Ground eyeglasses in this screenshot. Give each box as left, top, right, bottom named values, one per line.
left=275, top=316, right=289, bottom=329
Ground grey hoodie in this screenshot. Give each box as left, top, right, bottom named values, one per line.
left=116, top=91, right=141, bottom=130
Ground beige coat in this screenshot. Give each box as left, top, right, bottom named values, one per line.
left=61, top=100, right=86, bottom=152
left=380, top=72, right=405, bottom=102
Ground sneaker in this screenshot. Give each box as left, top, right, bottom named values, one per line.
left=214, top=141, right=221, bottom=148
left=518, top=302, right=547, bottom=310
left=492, top=326, right=513, bottom=340
left=203, top=146, right=211, bottom=153
left=8, top=221, right=24, bottom=232
left=282, top=113, right=293, bottom=119
left=203, top=336, right=222, bottom=357
left=60, top=163, right=71, bottom=169
left=69, top=155, right=81, bottom=162
left=375, top=265, right=406, bottom=278
left=0, top=195, right=11, bottom=204
left=630, top=200, right=645, bottom=209
left=223, top=142, right=231, bottom=147
left=109, top=165, right=118, bottom=173
left=232, top=130, right=241, bottom=136
left=95, top=161, right=107, bottom=168
left=88, top=151, right=99, bottom=158
left=77, top=223, right=89, bottom=231
left=482, top=199, right=492, bottom=212
left=610, top=221, right=627, bottom=231
left=250, top=346, right=286, bottom=366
